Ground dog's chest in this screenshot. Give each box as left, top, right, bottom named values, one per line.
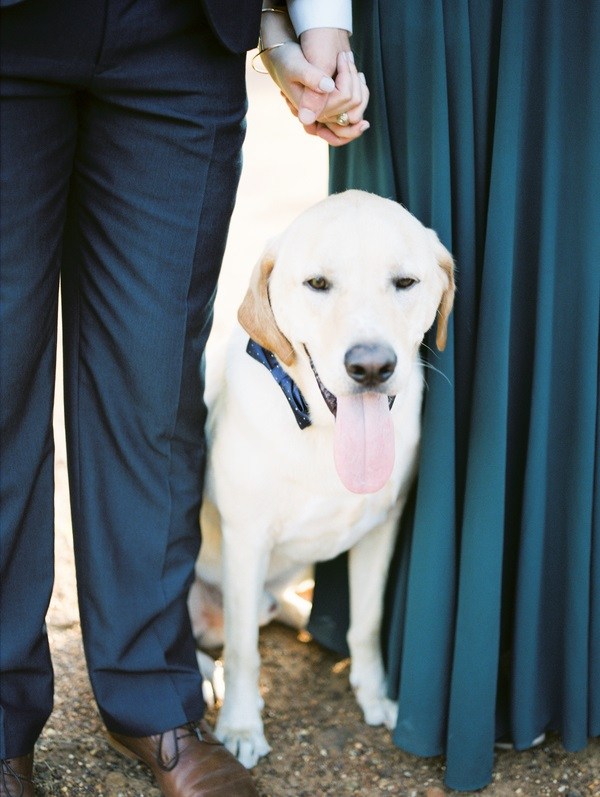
left=266, top=477, right=399, bottom=564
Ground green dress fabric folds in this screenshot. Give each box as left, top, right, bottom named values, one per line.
left=311, top=0, right=600, bottom=790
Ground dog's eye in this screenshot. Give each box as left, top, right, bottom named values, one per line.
left=393, top=276, right=418, bottom=291
left=304, top=276, right=331, bottom=292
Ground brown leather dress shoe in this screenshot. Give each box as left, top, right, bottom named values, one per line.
left=107, top=721, right=259, bottom=796
left=0, top=753, right=35, bottom=797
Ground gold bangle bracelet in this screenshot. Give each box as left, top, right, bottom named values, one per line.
left=251, top=41, right=294, bottom=74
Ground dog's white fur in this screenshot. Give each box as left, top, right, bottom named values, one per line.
left=189, top=190, right=454, bottom=768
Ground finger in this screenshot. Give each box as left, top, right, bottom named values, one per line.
left=347, top=72, right=369, bottom=120
left=301, top=122, right=322, bottom=139
left=334, top=51, right=361, bottom=108
left=315, top=119, right=370, bottom=147
left=297, top=87, right=330, bottom=126
left=295, top=62, right=336, bottom=126
left=281, top=92, right=299, bottom=118
left=324, top=83, right=369, bottom=128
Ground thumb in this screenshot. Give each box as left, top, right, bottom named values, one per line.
left=297, top=69, right=335, bottom=126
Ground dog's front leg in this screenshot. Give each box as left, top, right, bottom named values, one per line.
left=347, top=516, right=399, bottom=729
left=215, top=530, right=272, bottom=768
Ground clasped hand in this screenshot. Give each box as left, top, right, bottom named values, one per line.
left=258, top=23, right=370, bottom=147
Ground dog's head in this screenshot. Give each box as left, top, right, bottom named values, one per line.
left=239, top=190, right=454, bottom=382
left=238, top=190, right=455, bottom=492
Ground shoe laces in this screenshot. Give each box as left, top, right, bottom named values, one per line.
left=0, top=759, right=32, bottom=797
left=157, top=722, right=205, bottom=772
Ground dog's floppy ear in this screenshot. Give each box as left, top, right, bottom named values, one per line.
left=237, top=245, right=296, bottom=366
left=429, top=231, right=456, bottom=351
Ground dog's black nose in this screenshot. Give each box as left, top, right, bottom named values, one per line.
left=344, top=343, right=397, bottom=387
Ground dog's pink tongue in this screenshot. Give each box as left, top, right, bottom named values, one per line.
left=333, top=393, right=395, bottom=494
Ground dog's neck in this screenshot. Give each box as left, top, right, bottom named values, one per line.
left=246, top=338, right=312, bottom=429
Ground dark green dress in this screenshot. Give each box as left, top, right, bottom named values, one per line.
left=310, top=1, right=600, bottom=790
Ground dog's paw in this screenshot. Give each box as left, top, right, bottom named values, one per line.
left=215, top=720, right=272, bottom=769
left=356, top=692, right=398, bottom=729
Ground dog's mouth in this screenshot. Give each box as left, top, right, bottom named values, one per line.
left=304, top=347, right=396, bottom=495
left=307, top=351, right=338, bottom=416
left=305, top=347, right=396, bottom=418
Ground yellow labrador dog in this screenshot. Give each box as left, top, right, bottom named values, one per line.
left=189, top=190, right=454, bottom=768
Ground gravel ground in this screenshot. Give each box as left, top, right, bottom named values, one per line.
left=37, top=615, right=600, bottom=797
left=34, top=60, right=600, bottom=797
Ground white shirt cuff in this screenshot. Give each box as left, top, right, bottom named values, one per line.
left=286, top=0, right=352, bottom=36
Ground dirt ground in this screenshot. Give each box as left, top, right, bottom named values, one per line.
left=37, top=61, right=600, bottom=797
left=34, top=621, right=600, bottom=797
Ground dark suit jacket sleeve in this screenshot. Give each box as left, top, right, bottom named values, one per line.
left=201, top=0, right=263, bottom=54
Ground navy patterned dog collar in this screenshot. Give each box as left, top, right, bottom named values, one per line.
left=246, top=338, right=311, bottom=429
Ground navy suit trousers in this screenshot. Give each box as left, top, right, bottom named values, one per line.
left=0, top=0, right=246, bottom=757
